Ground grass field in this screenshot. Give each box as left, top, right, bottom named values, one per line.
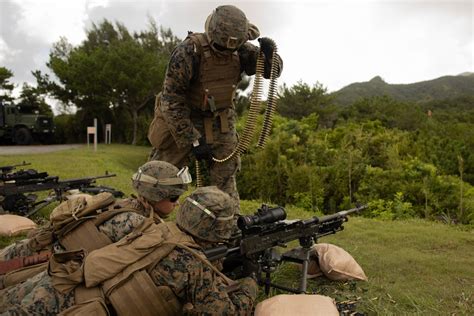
left=1, top=144, right=473, bottom=315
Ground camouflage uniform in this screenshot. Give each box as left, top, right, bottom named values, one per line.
left=149, top=5, right=283, bottom=210
left=0, top=271, right=74, bottom=315
left=150, top=247, right=256, bottom=315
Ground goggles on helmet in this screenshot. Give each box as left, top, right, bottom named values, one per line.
left=186, top=197, right=234, bottom=222
left=132, top=166, right=192, bottom=185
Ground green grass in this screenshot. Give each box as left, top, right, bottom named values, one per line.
left=1, top=145, right=473, bottom=314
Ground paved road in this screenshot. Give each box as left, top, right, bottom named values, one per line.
left=0, top=144, right=84, bottom=155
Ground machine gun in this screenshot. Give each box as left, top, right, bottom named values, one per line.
left=0, top=173, right=124, bottom=217
left=204, top=204, right=367, bottom=294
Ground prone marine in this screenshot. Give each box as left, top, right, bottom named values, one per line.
left=0, top=186, right=256, bottom=315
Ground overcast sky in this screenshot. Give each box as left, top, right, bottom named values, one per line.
left=0, top=0, right=472, bottom=95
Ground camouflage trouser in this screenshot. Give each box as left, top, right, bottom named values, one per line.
left=149, top=110, right=241, bottom=212
left=0, top=271, right=74, bottom=315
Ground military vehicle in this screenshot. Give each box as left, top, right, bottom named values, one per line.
left=0, top=101, right=55, bottom=145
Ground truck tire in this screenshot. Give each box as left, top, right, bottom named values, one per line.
left=14, top=127, right=33, bottom=145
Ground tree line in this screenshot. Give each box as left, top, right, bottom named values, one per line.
left=238, top=83, right=474, bottom=224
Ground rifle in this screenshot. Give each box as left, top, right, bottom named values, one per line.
left=1, top=169, right=49, bottom=183
left=204, top=204, right=367, bottom=294
left=0, top=161, right=31, bottom=175
left=0, top=173, right=124, bottom=217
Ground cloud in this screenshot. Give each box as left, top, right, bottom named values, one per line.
left=0, top=0, right=472, bottom=94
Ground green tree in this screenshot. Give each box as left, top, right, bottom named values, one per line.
left=277, top=81, right=336, bottom=126
left=16, top=83, right=53, bottom=115
left=35, top=19, right=179, bottom=144
left=0, top=67, right=15, bottom=103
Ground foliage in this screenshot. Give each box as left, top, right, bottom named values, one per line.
left=277, top=81, right=337, bottom=127
left=34, top=19, right=180, bottom=145
left=237, top=109, right=474, bottom=224
left=0, top=66, right=15, bottom=103
left=16, top=83, right=53, bottom=115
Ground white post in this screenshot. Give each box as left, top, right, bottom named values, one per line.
left=94, top=118, right=98, bottom=152
left=105, top=124, right=112, bottom=144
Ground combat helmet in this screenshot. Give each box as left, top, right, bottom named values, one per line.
left=131, top=161, right=191, bottom=202
left=205, top=5, right=249, bottom=50
left=176, top=186, right=235, bottom=242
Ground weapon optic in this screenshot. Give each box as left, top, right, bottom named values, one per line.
left=204, top=204, right=367, bottom=294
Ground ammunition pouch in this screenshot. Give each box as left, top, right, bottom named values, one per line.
left=59, top=286, right=109, bottom=316
left=148, top=93, right=176, bottom=150
left=49, top=249, right=86, bottom=294
left=107, top=270, right=181, bottom=316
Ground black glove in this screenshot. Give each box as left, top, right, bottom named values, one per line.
left=258, top=37, right=275, bottom=58
left=191, top=137, right=212, bottom=161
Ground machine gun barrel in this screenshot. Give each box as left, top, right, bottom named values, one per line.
left=315, top=204, right=367, bottom=223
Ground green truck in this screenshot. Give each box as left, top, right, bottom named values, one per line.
left=0, top=101, right=55, bottom=145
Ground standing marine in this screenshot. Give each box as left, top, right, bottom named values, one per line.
left=148, top=5, right=283, bottom=210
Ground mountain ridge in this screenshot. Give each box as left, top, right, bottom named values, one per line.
left=332, top=72, right=474, bottom=105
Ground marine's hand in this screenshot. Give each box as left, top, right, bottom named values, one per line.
left=241, top=258, right=260, bottom=279
left=258, top=37, right=275, bottom=58
left=192, top=138, right=212, bottom=161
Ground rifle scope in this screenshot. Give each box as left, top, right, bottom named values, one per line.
left=237, top=205, right=286, bottom=230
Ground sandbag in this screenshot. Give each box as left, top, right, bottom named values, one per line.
left=255, top=294, right=339, bottom=316
left=311, top=243, right=367, bottom=281
left=0, top=214, right=37, bottom=237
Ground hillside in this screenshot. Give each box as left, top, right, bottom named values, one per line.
left=333, top=73, right=474, bottom=106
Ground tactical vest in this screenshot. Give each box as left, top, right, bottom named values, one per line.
left=0, top=196, right=150, bottom=290
left=75, top=220, right=195, bottom=315
left=186, top=33, right=241, bottom=144
left=186, top=33, right=241, bottom=113
left=80, top=220, right=234, bottom=316
left=53, top=197, right=148, bottom=253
